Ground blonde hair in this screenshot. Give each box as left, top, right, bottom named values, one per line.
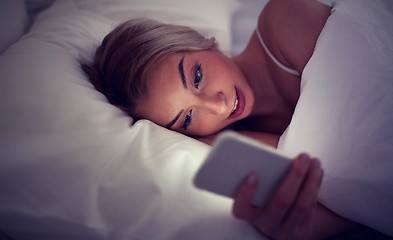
left=81, top=18, right=218, bottom=119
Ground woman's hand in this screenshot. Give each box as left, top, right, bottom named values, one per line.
left=232, top=154, right=323, bottom=240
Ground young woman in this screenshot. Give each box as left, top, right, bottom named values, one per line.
left=82, top=0, right=361, bottom=238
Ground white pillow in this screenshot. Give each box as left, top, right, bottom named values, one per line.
left=278, top=0, right=393, bottom=236
left=0, top=0, right=266, bottom=239
left=0, top=0, right=28, bottom=55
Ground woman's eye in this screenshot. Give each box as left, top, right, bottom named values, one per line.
left=182, top=109, right=192, bottom=130
left=194, top=64, right=202, bottom=89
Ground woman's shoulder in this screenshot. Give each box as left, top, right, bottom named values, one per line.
left=259, top=0, right=331, bottom=73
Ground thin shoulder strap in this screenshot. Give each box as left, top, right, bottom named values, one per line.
left=256, top=27, right=300, bottom=76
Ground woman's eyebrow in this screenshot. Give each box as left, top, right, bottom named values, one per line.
left=178, top=56, right=187, bottom=89
left=165, top=110, right=184, bottom=129
left=165, top=56, right=187, bottom=129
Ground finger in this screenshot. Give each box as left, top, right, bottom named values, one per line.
left=281, top=158, right=323, bottom=236
left=288, top=158, right=323, bottom=217
left=232, top=172, right=260, bottom=220
left=264, top=154, right=312, bottom=223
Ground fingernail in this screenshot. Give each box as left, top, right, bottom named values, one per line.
left=247, top=173, right=258, bottom=185
left=300, top=154, right=310, bottom=164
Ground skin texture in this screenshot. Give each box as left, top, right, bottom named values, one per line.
left=141, top=0, right=360, bottom=238
left=140, top=51, right=255, bottom=136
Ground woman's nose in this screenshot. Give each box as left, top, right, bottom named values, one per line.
left=199, top=92, right=227, bottom=115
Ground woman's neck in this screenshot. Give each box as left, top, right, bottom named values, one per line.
left=232, top=31, right=300, bottom=134
left=233, top=32, right=289, bottom=117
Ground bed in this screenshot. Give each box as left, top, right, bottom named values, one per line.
left=0, top=0, right=392, bottom=239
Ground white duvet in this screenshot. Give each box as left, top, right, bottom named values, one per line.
left=278, top=0, right=393, bottom=236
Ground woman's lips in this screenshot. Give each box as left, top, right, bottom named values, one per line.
left=227, top=86, right=245, bottom=119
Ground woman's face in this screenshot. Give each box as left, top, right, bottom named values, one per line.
left=140, top=50, right=255, bottom=136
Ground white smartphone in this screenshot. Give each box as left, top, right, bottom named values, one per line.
left=193, top=131, right=293, bottom=207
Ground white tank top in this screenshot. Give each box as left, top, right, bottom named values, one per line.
left=256, top=27, right=300, bottom=76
